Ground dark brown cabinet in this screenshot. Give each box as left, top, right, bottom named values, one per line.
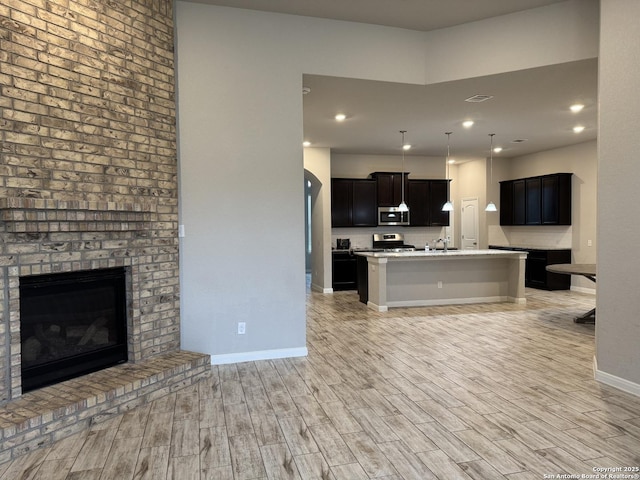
left=406, top=180, right=429, bottom=226
left=512, top=179, right=526, bottom=225
left=542, top=174, right=572, bottom=224
left=490, top=246, right=572, bottom=290
left=525, top=177, right=541, bottom=224
left=406, top=179, right=450, bottom=227
left=331, top=175, right=450, bottom=228
left=500, top=173, right=571, bottom=226
left=500, top=181, right=514, bottom=226
left=370, top=172, right=409, bottom=207
left=332, top=250, right=357, bottom=290
left=331, top=179, right=352, bottom=227
left=429, top=180, right=450, bottom=226
left=331, top=179, right=377, bottom=227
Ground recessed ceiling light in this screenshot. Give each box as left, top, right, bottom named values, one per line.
left=448, top=159, right=456, bottom=164
left=462, top=120, right=474, bottom=128
left=570, top=104, right=584, bottom=113
left=402, top=144, right=411, bottom=151
left=573, top=125, right=585, bottom=133
left=493, top=147, right=503, bottom=153
left=335, top=113, right=346, bottom=122
left=303, top=141, right=311, bottom=147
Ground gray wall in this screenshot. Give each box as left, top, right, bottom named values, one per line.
left=596, top=0, right=640, bottom=388
left=304, top=148, right=332, bottom=293
left=175, top=2, right=603, bottom=365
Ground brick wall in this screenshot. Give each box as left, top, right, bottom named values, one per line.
left=0, top=0, right=180, bottom=402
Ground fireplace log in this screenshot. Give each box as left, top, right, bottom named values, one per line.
left=23, top=337, right=42, bottom=363
left=78, top=317, right=108, bottom=346
left=35, top=323, right=66, bottom=349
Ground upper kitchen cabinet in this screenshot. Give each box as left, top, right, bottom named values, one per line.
left=331, top=178, right=377, bottom=227
left=406, top=179, right=450, bottom=227
left=370, top=172, right=409, bottom=207
left=525, top=177, right=542, bottom=225
left=500, top=180, right=514, bottom=226
left=406, top=180, right=429, bottom=226
left=541, top=174, right=572, bottom=225
left=500, top=173, right=572, bottom=226
left=428, top=180, right=450, bottom=226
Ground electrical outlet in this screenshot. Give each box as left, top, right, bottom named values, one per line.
left=587, top=239, right=592, bottom=247
left=437, top=281, right=443, bottom=289
left=237, top=322, right=246, bottom=334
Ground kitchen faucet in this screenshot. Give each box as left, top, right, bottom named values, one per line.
left=435, top=237, right=449, bottom=252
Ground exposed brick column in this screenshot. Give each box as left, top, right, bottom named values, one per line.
left=0, top=0, right=179, bottom=402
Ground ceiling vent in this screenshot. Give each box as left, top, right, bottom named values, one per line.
left=511, top=139, right=528, bottom=143
left=465, top=94, right=493, bottom=103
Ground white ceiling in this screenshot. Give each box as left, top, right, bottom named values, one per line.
left=303, top=59, right=598, bottom=159
left=187, top=0, right=567, bottom=32
left=187, top=0, right=598, bottom=159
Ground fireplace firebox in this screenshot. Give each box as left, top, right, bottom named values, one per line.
left=20, top=267, right=128, bottom=392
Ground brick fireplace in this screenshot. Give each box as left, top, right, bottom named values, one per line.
left=0, top=0, right=209, bottom=463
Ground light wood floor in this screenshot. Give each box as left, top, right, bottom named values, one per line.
left=2, top=286, right=639, bottom=479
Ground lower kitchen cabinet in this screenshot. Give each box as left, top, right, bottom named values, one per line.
left=332, top=250, right=357, bottom=290
left=357, top=255, right=369, bottom=303
left=489, top=246, right=571, bottom=290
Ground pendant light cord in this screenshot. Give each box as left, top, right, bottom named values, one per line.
left=400, top=130, right=406, bottom=207
left=489, top=133, right=495, bottom=185
left=445, top=132, right=452, bottom=181
left=485, top=133, right=498, bottom=212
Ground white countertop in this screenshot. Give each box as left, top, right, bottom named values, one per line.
left=489, top=244, right=571, bottom=251
left=354, top=248, right=526, bottom=259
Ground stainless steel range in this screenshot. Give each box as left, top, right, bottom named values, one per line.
left=372, top=233, right=415, bottom=252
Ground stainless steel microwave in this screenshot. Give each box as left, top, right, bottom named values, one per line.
left=378, top=206, right=409, bottom=226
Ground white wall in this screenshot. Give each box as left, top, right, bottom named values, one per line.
left=331, top=154, right=444, bottom=179
left=304, top=148, right=332, bottom=292
left=175, top=0, right=599, bottom=363
left=423, top=0, right=599, bottom=84
left=596, top=0, right=640, bottom=391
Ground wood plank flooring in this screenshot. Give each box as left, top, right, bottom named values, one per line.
left=2, top=286, right=639, bottom=479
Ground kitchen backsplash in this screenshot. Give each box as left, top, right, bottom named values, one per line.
left=493, top=225, right=573, bottom=249
left=333, top=227, right=446, bottom=250
left=335, top=225, right=573, bottom=250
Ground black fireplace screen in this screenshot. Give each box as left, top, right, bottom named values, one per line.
left=20, top=267, right=128, bottom=392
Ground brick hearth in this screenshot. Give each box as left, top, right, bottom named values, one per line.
left=0, top=350, right=210, bottom=464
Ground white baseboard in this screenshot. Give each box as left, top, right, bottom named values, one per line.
left=593, top=356, right=640, bottom=397
left=311, top=283, right=332, bottom=293
left=210, top=347, right=308, bottom=365
left=386, top=296, right=514, bottom=308
left=367, top=301, right=388, bottom=312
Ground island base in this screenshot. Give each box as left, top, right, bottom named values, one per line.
left=358, top=251, right=527, bottom=311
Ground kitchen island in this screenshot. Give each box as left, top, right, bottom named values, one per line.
left=355, top=249, right=527, bottom=311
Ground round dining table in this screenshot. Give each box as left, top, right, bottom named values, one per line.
left=546, top=263, right=596, bottom=323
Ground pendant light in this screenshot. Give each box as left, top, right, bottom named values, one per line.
left=442, top=132, right=454, bottom=212
left=398, top=130, right=409, bottom=212
left=485, top=133, right=498, bottom=212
